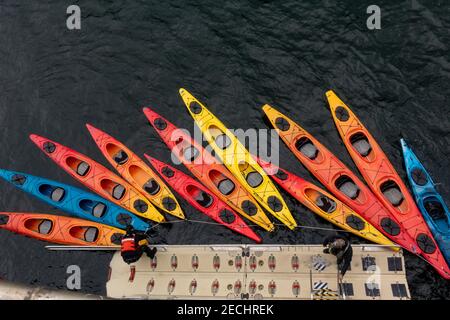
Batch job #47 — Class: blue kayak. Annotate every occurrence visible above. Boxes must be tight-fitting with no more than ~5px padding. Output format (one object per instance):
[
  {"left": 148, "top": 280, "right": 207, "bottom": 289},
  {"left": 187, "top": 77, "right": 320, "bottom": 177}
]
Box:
[
  {"left": 0, "top": 169, "right": 150, "bottom": 232},
  {"left": 400, "top": 139, "right": 450, "bottom": 264}
]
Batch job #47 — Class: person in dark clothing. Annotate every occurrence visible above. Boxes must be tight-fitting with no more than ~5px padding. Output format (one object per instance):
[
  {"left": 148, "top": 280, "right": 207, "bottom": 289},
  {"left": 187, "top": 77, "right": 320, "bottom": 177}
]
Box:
[
  {"left": 323, "top": 234, "right": 353, "bottom": 279},
  {"left": 121, "top": 225, "right": 157, "bottom": 265}
]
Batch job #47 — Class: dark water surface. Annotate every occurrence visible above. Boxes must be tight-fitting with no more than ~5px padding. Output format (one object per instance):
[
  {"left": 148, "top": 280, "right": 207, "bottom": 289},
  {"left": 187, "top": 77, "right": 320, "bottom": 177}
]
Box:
[{"left": 0, "top": 1, "right": 449, "bottom": 299}]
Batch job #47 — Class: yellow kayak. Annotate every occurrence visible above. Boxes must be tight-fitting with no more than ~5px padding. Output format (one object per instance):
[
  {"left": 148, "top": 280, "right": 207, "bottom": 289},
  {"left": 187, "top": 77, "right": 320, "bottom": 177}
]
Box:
[{"left": 180, "top": 88, "right": 297, "bottom": 230}]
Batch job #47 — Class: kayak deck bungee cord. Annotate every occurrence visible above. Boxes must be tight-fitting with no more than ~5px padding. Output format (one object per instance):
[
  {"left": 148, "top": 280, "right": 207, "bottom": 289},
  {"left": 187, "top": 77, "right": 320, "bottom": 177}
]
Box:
[
  {"left": 401, "top": 139, "right": 450, "bottom": 264},
  {"left": 0, "top": 212, "right": 125, "bottom": 246},
  {"left": 326, "top": 91, "right": 450, "bottom": 278},
  {"left": 29, "top": 134, "right": 166, "bottom": 223},
  {"left": 0, "top": 169, "right": 150, "bottom": 232},
  {"left": 179, "top": 88, "right": 297, "bottom": 230},
  {"left": 255, "top": 158, "right": 396, "bottom": 247},
  {"left": 143, "top": 107, "right": 275, "bottom": 232},
  {"left": 262, "top": 106, "right": 428, "bottom": 263},
  {"left": 86, "top": 124, "right": 184, "bottom": 219},
  {"left": 145, "top": 155, "right": 262, "bottom": 243}
]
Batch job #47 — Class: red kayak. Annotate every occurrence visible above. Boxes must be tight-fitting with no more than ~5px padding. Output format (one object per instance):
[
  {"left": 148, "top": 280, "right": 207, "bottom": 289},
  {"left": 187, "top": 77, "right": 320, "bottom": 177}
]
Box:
[
  {"left": 145, "top": 155, "right": 261, "bottom": 243},
  {"left": 142, "top": 107, "right": 274, "bottom": 232},
  {"left": 29, "top": 134, "right": 165, "bottom": 223}
]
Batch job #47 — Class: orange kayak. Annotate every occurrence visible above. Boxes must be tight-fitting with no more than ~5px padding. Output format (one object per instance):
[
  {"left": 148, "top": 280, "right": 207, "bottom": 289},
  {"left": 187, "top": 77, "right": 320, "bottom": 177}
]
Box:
[
  {"left": 29, "top": 134, "right": 165, "bottom": 223},
  {"left": 262, "top": 105, "right": 441, "bottom": 271},
  {"left": 142, "top": 107, "right": 274, "bottom": 232},
  {"left": 0, "top": 212, "right": 124, "bottom": 246},
  {"left": 326, "top": 90, "right": 450, "bottom": 278},
  {"left": 85, "top": 124, "right": 184, "bottom": 219},
  {"left": 256, "top": 158, "right": 395, "bottom": 247}
]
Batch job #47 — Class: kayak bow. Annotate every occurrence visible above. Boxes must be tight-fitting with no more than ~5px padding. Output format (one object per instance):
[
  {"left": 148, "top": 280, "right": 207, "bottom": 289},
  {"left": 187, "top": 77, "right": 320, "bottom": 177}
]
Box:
[
  {"left": 86, "top": 124, "right": 184, "bottom": 219},
  {"left": 326, "top": 90, "right": 450, "bottom": 278},
  {"left": 0, "top": 212, "right": 125, "bottom": 246},
  {"left": 145, "top": 155, "right": 262, "bottom": 243},
  {"left": 180, "top": 88, "right": 297, "bottom": 230},
  {"left": 143, "top": 107, "right": 274, "bottom": 232},
  {"left": 256, "top": 158, "right": 395, "bottom": 247},
  {"left": 29, "top": 134, "right": 165, "bottom": 223},
  {"left": 0, "top": 169, "right": 150, "bottom": 231},
  {"left": 401, "top": 139, "right": 450, "bottom": 264}
]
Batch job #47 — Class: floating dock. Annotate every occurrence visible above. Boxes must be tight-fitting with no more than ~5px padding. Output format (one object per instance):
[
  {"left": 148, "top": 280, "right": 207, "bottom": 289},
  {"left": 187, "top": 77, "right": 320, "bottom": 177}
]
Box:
[{"left": 106, "top": 244, "right": 410, "bottom": 300}]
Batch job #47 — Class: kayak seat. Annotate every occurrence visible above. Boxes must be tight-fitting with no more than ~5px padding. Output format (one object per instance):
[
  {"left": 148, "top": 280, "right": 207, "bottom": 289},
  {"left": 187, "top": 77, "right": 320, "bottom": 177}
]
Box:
[
  {"left": 194, "top": 191, "right": 213, "bottom": 208},
  {"left": 335, "top": 176, "right": 360, "bottom": 200},
  {"left": 84, "top": 227, "right": 99, "bottom": 242},
  {"left": 295, "top": 137, "right": 318, "bottom": 160},
  {"left": 183, "top": 146, "right": 200, "bottom": 162},
  {"left": 217, "top": 179, "right": 235, "bottom": 195},
  {"left": 246, "top": 171, "right": 263, "bottom": 188},
  {"left": 215, "top": 134, "right": 231, "bottom": 149},
  {"left": 350, "top": 133, "right": 372, "bottom": 157},
  {"left": 143, "top": 178, "right": 160, "bottom": 195},
  {"left": 38, "top": 220, "right": 53, "bottom": 235},
  {"left": 315, "top": 195, "right": 337, "bottom": 213},
  {"left": 112, "top": 184, "right": 126, "bottom": 200},
  {"left": 113, "top": 150, "right": 129, "bottom": 165},
  {"left": 380, "top": 181, "right": 404, "bottom": 207},
  {"left": 92, "top": 202, "right": 107, "bottom": 218},
  {"left": 50, "top": 187, "right": 65, "bottom": 202},
  {"left": 76, "top": 161, "right": 90, "bottom": 176},
  {"left": 411, "top": 168, "right": 428, "bottom": 186}
]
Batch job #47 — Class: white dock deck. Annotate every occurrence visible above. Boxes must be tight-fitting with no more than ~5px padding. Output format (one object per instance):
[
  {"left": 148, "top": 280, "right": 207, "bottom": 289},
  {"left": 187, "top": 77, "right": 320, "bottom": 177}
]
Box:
[{"left": 106, "top": 244, "right": 410, "bottom": 300}]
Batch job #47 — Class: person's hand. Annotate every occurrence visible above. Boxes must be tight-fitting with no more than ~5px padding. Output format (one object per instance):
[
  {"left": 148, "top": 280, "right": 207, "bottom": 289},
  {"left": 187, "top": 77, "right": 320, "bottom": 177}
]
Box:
[{"left": 338, "top": 273, "right": 344, "bottom": 282}]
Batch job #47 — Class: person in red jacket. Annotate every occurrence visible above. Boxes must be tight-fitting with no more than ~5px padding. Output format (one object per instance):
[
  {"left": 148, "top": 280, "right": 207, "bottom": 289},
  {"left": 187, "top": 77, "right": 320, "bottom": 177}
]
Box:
[{"left": 121, "top": 225, "right": 157, "bottom": 264}]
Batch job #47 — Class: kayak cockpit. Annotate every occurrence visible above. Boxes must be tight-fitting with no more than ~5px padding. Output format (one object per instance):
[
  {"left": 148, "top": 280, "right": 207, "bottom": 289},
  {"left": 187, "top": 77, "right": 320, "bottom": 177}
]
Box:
[
  {"left": 238, "top": 161, "right": 263, "bottom": 188},
  {"left": 69, "top": 226, "right": 99, "bottom": 243},
  {"left": 335, "top": 176, "right": 361, "bottom": 201},
  {"left": 208, "top": 126, "right": 232, "bottom": 150},
  {"left": 106, "top": 143, "right": 129, "bottom": 165},
  {"left": 380, "top": 180, "right": 407, "bottom": 212},
  {"left": 183, "top": 146, "right": 200, "bottom": 162},
  {"left": 25, "top": 218, "right": 53, "bottom": 235},
  {"left": 208, "top": 170, "right": 235, "bottom": 196},
  {"left": 350, "top": 133, "right": 374, "bottom": 160},
  {"left": 423, "top": 197, "right": 450, "bottom": 233},
  {"left": 100, "top": 179, "right": 126, "bottom": 200},
  {"left": 66, "top": 156, "right": 91, "bottom": 177},
  {"left": 186, "top": 185, "right": 214, "bottom": 208},
  {"left": 295, "top": 137, "right": 319, "bottom": 160},
  {"left": 173, "top": 136, "right": 200, "bottom": 164},
  {"left": 38, "top": 184, "right": 66, "bottom": 202},
  {"left": 304, "top": 188, "right": 337, "bottom": 214},
  {"left": 128, "top": 165, "right": 161, "bottom": 196},
  {"left": 79, "top": 199, "right": 107, "bottom": 218}
]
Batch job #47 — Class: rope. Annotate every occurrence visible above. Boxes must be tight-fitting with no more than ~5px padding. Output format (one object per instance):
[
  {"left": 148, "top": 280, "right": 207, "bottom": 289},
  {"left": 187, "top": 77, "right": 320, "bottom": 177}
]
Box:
[{"left": 147, "top": 218, "right": 355, "bottom": 233}]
